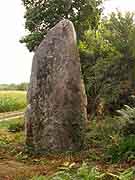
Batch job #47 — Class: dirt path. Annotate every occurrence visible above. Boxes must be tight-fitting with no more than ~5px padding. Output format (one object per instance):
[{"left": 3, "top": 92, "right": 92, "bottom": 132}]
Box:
[
  {"left": 0, "top": 115, "right": 24, "bottom": 122},
  {"left": 0, "top": 160, "right": 42, "bottom": 179},
  {"left": 0, "top": 158, "right": 65, "bottom": 179},
  {"left": 0, "top": 111, "right": 24, "bottom": 122}
]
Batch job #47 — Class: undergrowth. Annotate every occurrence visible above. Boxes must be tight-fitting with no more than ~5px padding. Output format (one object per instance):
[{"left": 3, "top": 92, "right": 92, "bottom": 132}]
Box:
[
  {"left": 0, "top": 103, "right": 135, "bottom": 179},
  {"left": 31, "top": 163, "right": 135, "bottom": 180}
]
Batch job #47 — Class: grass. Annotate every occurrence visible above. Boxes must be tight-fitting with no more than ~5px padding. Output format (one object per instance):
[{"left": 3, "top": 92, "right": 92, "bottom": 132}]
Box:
[
  {"left": 0, "top": 91, "right": 26, "bottom": 112},
  {"left": 0, "top": 117, "right": 25, "bottom": 147},
  {"left": 0, "top": 97, "right": 134, "bottom": 179},
  {"left": 0, "top": 117, "right": 23, "bottom": 129},
  {"left": 0, "top": 117, "right": 134, "bottom": 179}
]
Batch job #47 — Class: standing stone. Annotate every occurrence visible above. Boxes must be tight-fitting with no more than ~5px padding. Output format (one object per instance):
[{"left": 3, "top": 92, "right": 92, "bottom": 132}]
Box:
[{"left": 25, "top": 19, "right": 87, "bottom": 153}]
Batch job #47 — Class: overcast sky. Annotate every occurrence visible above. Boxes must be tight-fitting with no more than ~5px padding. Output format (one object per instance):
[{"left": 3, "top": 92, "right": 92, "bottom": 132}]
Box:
[{"left": 0, "top": 0, "right": 135, "bottom": 84}]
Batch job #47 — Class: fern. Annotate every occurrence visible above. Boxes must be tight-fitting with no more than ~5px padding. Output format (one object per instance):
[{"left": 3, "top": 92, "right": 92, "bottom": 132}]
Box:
[
  {"left": 31, "top": 165, "right": 135, "bottom": 180},
  {"left": 117, "top": 105, "right": 135, "bottom": 122}
]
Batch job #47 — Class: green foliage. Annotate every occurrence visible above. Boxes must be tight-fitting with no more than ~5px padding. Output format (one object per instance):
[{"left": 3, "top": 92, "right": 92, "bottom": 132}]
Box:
[
  {"left": 80, "top": 11, "right": 135, "bottom": 114},
  {"left": 117, "top": 104, "right": 135, "bottom": 121},
  {"left": 117, "top": 104, "right": 135, "bottom": 136},
  {"left": 31, "top": 164, "right": 135, "bottom": 180},
  {"left": 0, "top": 135, "right": 10, "bottom": 146},
  {"left": 0, "top": 91, "right": 26, "bottom": 112},
  {"left": 39, "top": 163, "right": 105, "bottom": 180},
  {"left": 8, "top": 120, "right": 24, "bottom": 133},
  {"left": 103, "top": 12, "right": 135, "bottom": 56},
  {"left": 0, "top": 118, "right": 25, "bottom": 150},
  {"left": 0, "top": 118, "right": 23, "bottom": 129},
  {"left": 85, "top": 102, "right": 135, "bottom": 163},
  {"left": 16, "top": 83, "right": 28, "bottom": 91},
  {"left": 77, "top": 163, "right": 105, "bottom": 180},
  {"left": 107, "top": 135, "right": 135, "bottom": 163},
  {"left": 104, "top": 102, "right": 135, "bottom": 163},
  {"left": 118, "top": 168, "right": 135, "bottom": 180},
  {"left": 85, "top": 116, "right": 122, "bottom": 149},
  {"left": 21, "top": 0, "right": 103, "bottom": 51},
  {"left": 31, "top": 176, "right": 47, "bottom": 180},
  {"left": 0, "top": 83, "right": 28, "bottom": 91}
]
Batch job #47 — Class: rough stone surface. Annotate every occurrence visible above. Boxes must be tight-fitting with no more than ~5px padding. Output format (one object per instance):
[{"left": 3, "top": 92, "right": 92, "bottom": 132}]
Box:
[{"left": 25, "top": 19, "right": 87, "bottom": 153}]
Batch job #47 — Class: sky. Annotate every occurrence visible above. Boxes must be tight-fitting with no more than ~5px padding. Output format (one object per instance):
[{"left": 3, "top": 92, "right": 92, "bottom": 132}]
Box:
[
  {"left": 0, "top": 0, "right": 33, "bottom": 84},
  {"left": 0, "top": 0, "right": 135, "bottom": 84},
  {"left": 103, "top": 0, "right": 135, "bottom": 15}
]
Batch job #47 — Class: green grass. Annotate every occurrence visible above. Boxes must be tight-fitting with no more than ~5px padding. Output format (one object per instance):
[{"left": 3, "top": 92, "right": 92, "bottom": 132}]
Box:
[
  {"left": 0, "top": 118, "right": 20, "bottom": 129},
  {"left": 0, "top": 119, "right": 16, "bottom": 129},
  {"left": 0, "top": 117, "right": 25, "bottom": 151},
  {"left": 0, "top": 117, "right": 24, "bottom": 130},
  {"left": 0, "top": 91, "right": 26, "bottom": 112}
]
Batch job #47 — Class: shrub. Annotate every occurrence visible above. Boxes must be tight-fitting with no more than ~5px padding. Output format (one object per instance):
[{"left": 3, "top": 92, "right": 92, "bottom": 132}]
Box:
[
  {"left": 107, "top": 135, "right": 135, "bottom": 163},
  {"left": 117, "top": 105, "right": 135, "bottom": 136},
  {"left": 104, "top": 103, "right": 135, "bottom": 163},
  {"left": 85, "top": 116, "right": 122, "bottom": 149}
]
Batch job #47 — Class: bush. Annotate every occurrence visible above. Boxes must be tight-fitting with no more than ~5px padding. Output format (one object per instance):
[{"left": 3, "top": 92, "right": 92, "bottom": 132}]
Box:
[
  {"left": 85, "top": 116, "right": 122, "bottom": 149},
  {"left": 85, "top": 104, "right": 135, "bottom": 163},
  {"left": 107, "top": 135, "right": 135, "bottom": 163},
  {"left": 117, "top": 105, "right": 135, "bottom": 136}
]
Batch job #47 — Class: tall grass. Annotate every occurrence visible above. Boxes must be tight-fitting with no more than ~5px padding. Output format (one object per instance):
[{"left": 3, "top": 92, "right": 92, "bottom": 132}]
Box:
[{"left": 0, "top": 91, "right": 26, "bottom": 112}]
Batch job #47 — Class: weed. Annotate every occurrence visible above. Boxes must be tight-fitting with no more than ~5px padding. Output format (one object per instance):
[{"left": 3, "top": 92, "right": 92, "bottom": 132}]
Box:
[
  {"left": 0, "top": 91, "right": 26, "bottom": 112},
  {"left": 31, "top": 176, "right": 47, "bottom": 180}
]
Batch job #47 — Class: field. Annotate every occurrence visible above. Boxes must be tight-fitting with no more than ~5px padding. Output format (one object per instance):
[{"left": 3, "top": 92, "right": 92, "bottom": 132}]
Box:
[{"left": 0, "top": 91, "right": 26, "bottom": 113}]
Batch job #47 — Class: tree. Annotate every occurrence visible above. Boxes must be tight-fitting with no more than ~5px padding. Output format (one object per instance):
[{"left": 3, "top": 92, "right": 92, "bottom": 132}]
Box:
[
  {"left": 103, "top": 12, "right": 135, "bottom": 89},
  {"left": 80, "top": 12, "right": 135, "bottom": 116},
  {"left": 16, "top": 83, "right": 28, "bottom": 91},
  {"left": 21, "top": 0, "right": 103, "bottom": 51}
]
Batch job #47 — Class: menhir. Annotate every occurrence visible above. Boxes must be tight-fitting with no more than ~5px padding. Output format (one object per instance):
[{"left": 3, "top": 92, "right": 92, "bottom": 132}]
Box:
[{"left": 25, "top": 19, "right": 87, "bottom": 153}]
